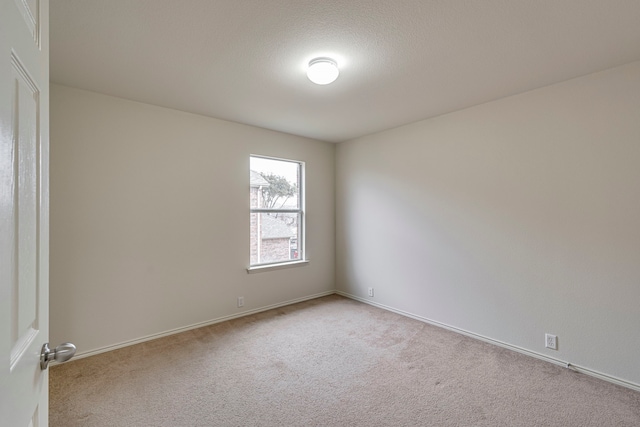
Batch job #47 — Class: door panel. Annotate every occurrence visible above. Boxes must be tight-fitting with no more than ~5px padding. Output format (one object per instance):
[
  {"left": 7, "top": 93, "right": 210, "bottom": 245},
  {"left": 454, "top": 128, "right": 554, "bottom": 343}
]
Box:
[
  {"left": 11, "top": 52, "right": 41, "bottom": 370},
  {"left": 15, "top": 0, "right": 41, "bottom": 45}
]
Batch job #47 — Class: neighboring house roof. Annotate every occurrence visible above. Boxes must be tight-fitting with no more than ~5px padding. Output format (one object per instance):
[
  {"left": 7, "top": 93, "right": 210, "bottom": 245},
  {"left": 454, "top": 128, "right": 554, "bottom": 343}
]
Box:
[
  {"left": 250, "top": 170, "right": 270, "bottom": 187},
  {"left": 261, "top": 214, "right": 295, "bottom": 239}
]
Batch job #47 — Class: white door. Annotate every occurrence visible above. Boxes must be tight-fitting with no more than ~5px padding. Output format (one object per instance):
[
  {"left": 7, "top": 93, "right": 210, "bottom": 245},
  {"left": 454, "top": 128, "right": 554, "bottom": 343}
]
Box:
[{"left": 0, "top": 0, "right": 51, "bottom": 425}]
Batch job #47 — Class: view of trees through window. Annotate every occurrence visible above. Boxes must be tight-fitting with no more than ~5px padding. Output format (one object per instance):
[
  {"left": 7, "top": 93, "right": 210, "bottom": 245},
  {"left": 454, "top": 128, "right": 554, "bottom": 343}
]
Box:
[{"left": 250, "top": 156, "right": 303, "bottom": 266}]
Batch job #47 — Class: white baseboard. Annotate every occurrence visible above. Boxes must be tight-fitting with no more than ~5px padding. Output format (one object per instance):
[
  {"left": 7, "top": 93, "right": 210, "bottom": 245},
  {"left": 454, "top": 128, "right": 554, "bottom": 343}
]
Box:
[
  {"left": 336, "top": 290, "right": 640, "bottom": 393},
  {"left": 63, "top": 290, "right": 336, "bottom": 363},
  {"left": 58, "top": 288, "right": 640, "bottom": 393}
]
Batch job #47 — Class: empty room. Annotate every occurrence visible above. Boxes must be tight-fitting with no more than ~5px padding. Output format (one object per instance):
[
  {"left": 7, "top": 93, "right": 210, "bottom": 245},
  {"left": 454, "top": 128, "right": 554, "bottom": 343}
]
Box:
[{"left": 1, "top": 1, "right": 639, "bottom": 426}]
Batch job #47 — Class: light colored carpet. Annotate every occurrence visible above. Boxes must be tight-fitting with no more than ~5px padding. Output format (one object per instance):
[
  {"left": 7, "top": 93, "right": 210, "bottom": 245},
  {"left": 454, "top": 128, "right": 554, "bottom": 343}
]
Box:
[{"left": 50, "top": 295, "right": 640, "bottom": 426}]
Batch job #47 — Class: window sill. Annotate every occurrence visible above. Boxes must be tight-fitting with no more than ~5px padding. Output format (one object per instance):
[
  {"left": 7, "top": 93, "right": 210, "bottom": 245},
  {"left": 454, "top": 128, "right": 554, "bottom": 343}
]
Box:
[{"left": 247, "top": 260, "right": 309, "bottom": 274}]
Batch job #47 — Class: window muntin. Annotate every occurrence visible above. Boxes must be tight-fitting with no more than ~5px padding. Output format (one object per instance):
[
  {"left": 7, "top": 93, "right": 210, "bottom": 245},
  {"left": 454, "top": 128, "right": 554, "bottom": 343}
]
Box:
[{"left": 250, "top": 156, "right": 304, "bottom": 267}]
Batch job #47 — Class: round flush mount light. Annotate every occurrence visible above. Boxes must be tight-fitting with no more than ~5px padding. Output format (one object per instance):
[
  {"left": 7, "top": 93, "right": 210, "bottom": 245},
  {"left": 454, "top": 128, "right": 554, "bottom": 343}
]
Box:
[{"left": 307, "top": 58, "right": 339, "bottom": 85}]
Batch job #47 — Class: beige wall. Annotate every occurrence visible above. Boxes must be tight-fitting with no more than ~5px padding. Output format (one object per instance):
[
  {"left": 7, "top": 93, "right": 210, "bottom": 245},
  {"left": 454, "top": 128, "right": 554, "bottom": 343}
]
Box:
[
  {"left": 50, "top": 85, "right": 335, "bottom": 354},
  {"left": 336, "top": 61, "right": 640, "bottom": 387}
]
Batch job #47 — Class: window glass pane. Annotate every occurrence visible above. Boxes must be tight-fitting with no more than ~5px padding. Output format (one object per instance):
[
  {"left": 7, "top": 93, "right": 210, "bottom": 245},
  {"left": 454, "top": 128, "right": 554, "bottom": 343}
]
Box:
[
  {"left": 250, "top": 213, "right": 300, "bottom": 265},
  {"left": 250, "top": 155, "right": 303, "bottom": 267},
  {"left": 250, "top": 157, "right": 299, "bottom": 210}
]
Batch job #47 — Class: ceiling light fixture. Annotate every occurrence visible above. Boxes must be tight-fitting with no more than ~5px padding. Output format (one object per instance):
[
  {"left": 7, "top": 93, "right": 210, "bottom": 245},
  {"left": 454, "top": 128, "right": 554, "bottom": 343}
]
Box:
[{"left": 307, "top": 58, "right": 339, "bottom": 85}]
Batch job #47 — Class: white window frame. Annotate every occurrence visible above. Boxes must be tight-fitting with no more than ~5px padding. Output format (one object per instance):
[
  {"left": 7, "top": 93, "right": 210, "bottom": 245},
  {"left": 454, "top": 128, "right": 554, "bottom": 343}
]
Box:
[{"left": 248, "top": 155, "right": 307, "bottom": 272}]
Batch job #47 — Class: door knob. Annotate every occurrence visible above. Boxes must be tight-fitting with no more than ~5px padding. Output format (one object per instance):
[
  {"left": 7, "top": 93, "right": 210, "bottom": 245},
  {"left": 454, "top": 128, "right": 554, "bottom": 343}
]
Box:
[{"left": 40, "top": 342, "right": 76, "bottom": 370}]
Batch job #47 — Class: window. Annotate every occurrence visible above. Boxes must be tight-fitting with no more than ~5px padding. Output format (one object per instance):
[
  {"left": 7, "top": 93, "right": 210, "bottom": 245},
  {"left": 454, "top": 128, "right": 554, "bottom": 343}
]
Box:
[{"left": 250, "top": 155, "right": 304, "bottom": 267}]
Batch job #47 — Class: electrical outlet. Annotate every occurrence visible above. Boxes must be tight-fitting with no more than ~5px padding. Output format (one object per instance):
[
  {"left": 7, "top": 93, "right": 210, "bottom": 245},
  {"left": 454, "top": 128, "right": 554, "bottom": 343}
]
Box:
[
  {"left": 237, "top": 296, "right": 244, "bottom": 308},
  {"left": 368, "top": 287, "right": 374, "bottom": 297},
  {"left": 545, "top": 333, "right": 557, "bottom": 350}
]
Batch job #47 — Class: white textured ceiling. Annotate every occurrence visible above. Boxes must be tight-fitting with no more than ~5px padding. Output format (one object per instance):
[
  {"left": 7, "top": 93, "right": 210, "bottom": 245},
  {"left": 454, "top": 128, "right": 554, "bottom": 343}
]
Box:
[{"left": 50, "top": 0, "right": 640, "bottom": 143}]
